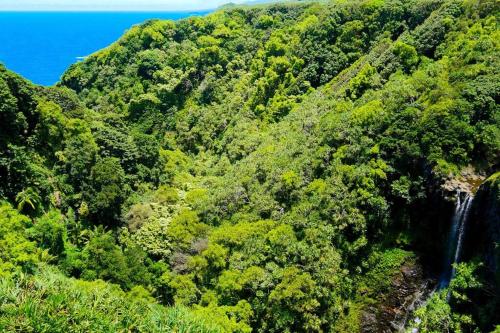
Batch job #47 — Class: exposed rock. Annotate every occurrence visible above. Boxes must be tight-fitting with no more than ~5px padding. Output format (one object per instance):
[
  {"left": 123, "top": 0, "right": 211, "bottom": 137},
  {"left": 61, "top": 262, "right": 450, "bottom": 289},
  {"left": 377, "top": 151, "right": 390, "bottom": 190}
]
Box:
[
  {"left": 441, "top": 166, "right": 485, "bottom": 200},
  {"left": 360, "top": 261, "right": 434, "bottom": 333},
  {"left": 361, "top": 307, "right": 378, "bottom": 333}
]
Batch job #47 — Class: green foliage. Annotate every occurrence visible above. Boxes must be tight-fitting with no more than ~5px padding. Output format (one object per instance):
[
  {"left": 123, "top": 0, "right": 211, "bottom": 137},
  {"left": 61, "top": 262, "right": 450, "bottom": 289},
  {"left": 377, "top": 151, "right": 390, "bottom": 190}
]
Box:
[
  {"left": 168, "top": 209, "right": 208, "bottom": 251},
  {"left": 28, "top": 210, "right": 66, "bottom": 257},
  {"left": 0, "top": 203, "right": 43, "bottom": 278},
  {"left": 412, "top": 291, "right": 458, "bottom": 333},
  {"left": 392, "top": 41, "right": 420, "bottom": 72},
  {"left": 84, "top": 157, "right": 127, "bottom": 223},
  {"left": 193, "top": 301, "right": 253, "bottom": 333},
  {"left": 161, "top": 272, "right": 199, "bottom": 305},
  {"left": 0, "top": 0, "right": 498, "bottom": 331},
  {"left": 15, "top": 187, "right": 42, "bottom": 215},
  {"left": 363, "top": 249, "right": 414, "bottom": 294},
  {"left": 411, "top": 261, "right": 485, "bottom": 333},
  {"left": 154, "top": 185, "right": 180, "bottom": 204},
  {"left": 448, "top": 261, "right": 482, "bottom": 304},
  {"left": 0, "top": 266, "right": 222, "bottom": 333},
  {"left": 63, "top": 228, "right": 152, "bottom": 290},
  {"left": 268, "top": 267, "right": 320, "bottom": 331}
]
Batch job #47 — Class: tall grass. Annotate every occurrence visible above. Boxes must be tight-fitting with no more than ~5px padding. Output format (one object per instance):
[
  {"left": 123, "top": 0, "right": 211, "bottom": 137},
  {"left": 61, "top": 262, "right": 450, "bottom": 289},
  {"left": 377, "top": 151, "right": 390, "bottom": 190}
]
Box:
[{"left": 0, "top": 267, "right": 222, "bottom": 333}]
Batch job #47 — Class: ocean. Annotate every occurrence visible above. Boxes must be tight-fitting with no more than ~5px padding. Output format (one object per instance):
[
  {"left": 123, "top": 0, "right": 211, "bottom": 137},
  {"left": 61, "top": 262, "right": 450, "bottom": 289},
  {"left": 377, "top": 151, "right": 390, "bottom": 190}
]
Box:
[{"left": 0, "top": 11, "right": 209, "bottom": 86}]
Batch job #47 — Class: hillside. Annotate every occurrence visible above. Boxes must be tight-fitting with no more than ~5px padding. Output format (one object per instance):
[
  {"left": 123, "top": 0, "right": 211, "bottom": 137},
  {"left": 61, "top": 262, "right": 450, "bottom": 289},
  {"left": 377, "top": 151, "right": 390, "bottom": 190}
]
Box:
[{"left": 1, "top": 0, "right": 499, "bottom": 332}]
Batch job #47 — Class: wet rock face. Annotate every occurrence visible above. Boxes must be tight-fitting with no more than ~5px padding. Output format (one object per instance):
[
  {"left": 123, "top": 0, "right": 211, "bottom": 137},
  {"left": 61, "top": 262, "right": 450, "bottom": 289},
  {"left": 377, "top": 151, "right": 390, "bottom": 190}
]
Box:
[
  {"left": 361, "top": 262, "right": 433, "bottom": 333},
  {"left": 460, "top": 173, "right": 500, "bottom": 331},
  {"left": 360, "top": 266, "right": 432, "bottom": 333},
  {"left": 441, "top": 167, "right": 485, "bottom": 199},
  {"left": 465, "top": 174, "right": 500, "bottom": 276}
]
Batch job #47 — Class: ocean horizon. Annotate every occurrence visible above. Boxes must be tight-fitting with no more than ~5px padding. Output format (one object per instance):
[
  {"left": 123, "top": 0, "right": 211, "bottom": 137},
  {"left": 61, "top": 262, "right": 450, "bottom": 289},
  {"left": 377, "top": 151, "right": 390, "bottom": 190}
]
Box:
[{"left": 0, "top": 11, "right": 210, "bottom": 86}]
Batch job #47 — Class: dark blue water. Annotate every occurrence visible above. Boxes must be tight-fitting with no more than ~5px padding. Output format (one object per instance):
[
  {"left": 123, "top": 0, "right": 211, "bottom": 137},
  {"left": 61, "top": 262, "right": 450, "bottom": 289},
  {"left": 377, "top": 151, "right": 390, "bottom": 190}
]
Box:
[{"left": 0, "top": 11, "right": 209, "bottom": 86}]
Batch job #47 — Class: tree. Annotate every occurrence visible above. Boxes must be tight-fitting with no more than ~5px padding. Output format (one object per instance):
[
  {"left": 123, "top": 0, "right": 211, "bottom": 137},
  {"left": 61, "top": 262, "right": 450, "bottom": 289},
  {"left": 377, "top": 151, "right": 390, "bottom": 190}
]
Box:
[
  {"left": 28, "top": 210, "right": 66, "bottom": 257},
  {"left": 84, "top": 157, "right": 126, "bottom": 224},
  {"left": 0, "top": 203, "right": 41, "bottom": 277},
  {"left": 15, "top": 187, "right": 42, "bottom": 215}
]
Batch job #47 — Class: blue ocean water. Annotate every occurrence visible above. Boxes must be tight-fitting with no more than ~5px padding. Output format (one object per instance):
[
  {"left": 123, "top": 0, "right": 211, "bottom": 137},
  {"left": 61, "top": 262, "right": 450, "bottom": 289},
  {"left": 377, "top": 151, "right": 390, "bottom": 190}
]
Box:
[{"left": 0, "top": 11, "right": 209, "bottom": 86}]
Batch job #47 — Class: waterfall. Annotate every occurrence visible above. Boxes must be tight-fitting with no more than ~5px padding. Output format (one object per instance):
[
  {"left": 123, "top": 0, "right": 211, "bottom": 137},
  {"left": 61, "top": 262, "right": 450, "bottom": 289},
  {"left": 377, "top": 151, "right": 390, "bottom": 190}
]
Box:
[
  {"left": 438, "top": 192, "right": 474, "bottom": 290},
  {"left": 406, "top": 191, "right": 475, "bottom": 332}
]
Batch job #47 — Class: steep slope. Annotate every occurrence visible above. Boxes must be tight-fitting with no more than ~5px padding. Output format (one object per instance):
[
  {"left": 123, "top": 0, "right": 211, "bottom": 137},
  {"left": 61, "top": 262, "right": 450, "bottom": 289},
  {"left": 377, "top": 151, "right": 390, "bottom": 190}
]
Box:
[
  {"left": 0, "top": 265, "right": 220, "bottom": 332},
  {"left": 0, "top": 68, "right": 226, "bottom": 332},
  {"left": 0, "top": 0, "right": 498, "bottom": 332}
]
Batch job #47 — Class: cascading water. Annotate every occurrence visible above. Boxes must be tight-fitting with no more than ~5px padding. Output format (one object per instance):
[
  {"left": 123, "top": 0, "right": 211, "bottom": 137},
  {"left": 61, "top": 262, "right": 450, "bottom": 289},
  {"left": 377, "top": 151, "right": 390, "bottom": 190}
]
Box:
[
  {"left": 405, "top": 191, "right": 476, "bottom": 332},
  {"left": 438, "top": 191, "right": 474, "bottom": 290}
]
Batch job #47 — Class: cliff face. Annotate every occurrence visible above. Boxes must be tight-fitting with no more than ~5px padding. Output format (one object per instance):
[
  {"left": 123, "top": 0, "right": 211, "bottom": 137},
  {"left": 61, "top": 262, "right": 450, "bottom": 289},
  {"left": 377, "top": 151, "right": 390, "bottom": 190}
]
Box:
[
  {"left": 465, "top": 173, "right": 500, "bottom": 282},
  {"left": 412, "top": 167, "right": 489, "bottom": 273},
  {"left": 461, "top": 173, "right": 500, "bottom": 330}
]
